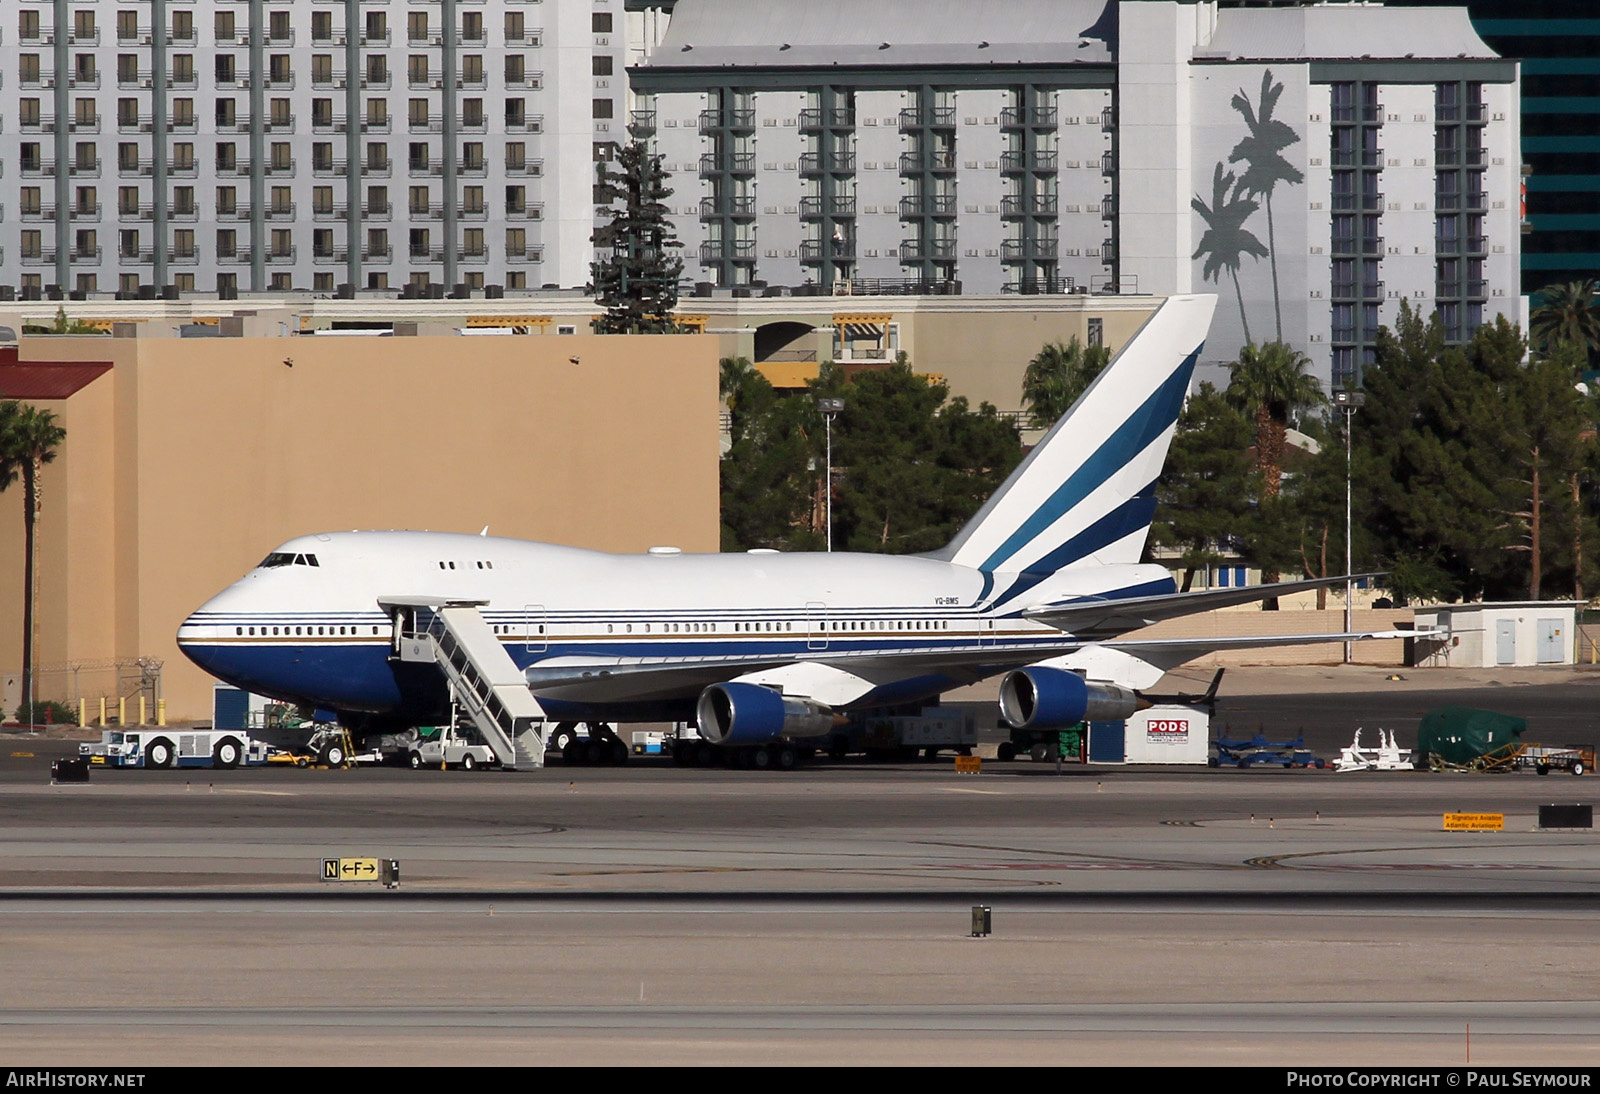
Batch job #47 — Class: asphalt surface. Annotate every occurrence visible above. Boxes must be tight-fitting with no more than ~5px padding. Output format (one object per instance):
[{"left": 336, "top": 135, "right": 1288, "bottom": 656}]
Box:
[{"left": 2, "top": 664, "right": 1597, "bottom": 1065}]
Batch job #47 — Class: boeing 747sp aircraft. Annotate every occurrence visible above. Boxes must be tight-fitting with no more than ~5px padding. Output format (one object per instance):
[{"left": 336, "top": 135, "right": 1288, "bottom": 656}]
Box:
[{"left": 178, "top": 294, "right": 1398, "bottom": 768}]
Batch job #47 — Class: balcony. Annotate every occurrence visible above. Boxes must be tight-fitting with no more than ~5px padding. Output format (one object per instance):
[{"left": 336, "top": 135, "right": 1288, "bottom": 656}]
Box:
[
  {"left": 1437, "top": 279, "right": 1488, "bottom": 298},
  {"left": 71, "top": 158, "right": 103, "bottom": 176},
  {"left": 265, "top": 246, "right": 298, "bottom": 264},
  {"left": 263, "top": 158, "right": 297, "bottom": 176},
  {"left": 21, "top": 159, "right": 54, "bottom": 177},
  {"left": 1331, "top": 192, "right": 1384, "bottom": 211},
  {"left": 363, "top": 245, "right": 393, "bottom": 261},
  {"left": 1331, "top": 236, "right": 1384, "bottom": 256},
  {"left": 408, "top": 115, "right": 446, "bottom": 132},
  {"left": 170, "top": 248, "right": 199, "bottom": 265},
  {"left": 700, "top": 151, "right": 756, "bottom": 175},
  {"left": 1331, "top": 104, "right": 1384, "bottom": 124},
  {"left": 799, "top": 108, "right": 854, "bottom": 130},
  {"left": 216, "top": 159, "right": 252, "bottom": 176},
  {"left": 1000, "top": 106, "right": 1057, "bottom": 128},
  {"left": 699, "top": 240, "right": 756, "bottom": 263},
  {"left": 21, "top": 250, "right": 57, "bottom": 266},
  {"left": 1000, "top": 194, "right": 1058, "bottom": 217},
  {"left": 121, "top": 249, "right": 154, "bottom": 264},
  {"left": 1001, "top": 239, "right": 1058, "bottom": 261},
  {"left": 262, "top": 114, "right": 296, "bottom": 133},
  {"left": 701, "top": 196, "right": 756, "bottom": 218},
  {"left": 801, "top": 151, "right": 855, "bottom": 174},
  {"left": 798, "top": 195, "right": 855, "bottom": 218},
  {"left": 506, "top": 203, "right": 542, "bottom": 221},
  {"left": 1331, "top": 280, "right": 1383, "bottom": 299},
  {"left": 1436, "top": 103, "right": 1487, "bottom": 123},
  {"left": 899, "top": 151, "right": 956, "bottom": 174},
  {"left": 899, "top": 238, "right": 957, "bottom": 262},
  {"left": 800, "top": 238, "right": 856, "bottom": 261},
  {"left": 1435, "top": 191, "right": 1488, "bottom": 211},
  {"left": 506, "top": 114, "right": 542, "bottom": 134},
  {"left": 1000, "top": 150, "right": 1057, "bottom": 173},
  {"left": 21, "top": 205, "right": 54, "bottom": 220},
  {"left": 265, "top": 203, "right": 298, "bottom": 220},
  {"left": 699, "top": 109, "right": 755, "bottom": 133},
  {"left": 899, "top": 194, "right": 957, "bottom": 217},
  {"left": 313, "top": 158, "right": 347, "bottom": 176},
  {"left": 217, "top": 251, "right": 254, "bottom": 266},
  {"left": 898, "top": 107, "right": 955, "bottom": 131},
  {"left": 505, "top": 159, "right": 542, "bottom": 177},
  {"left": 168, "top": 205, "right": 198, "bottom": 222},
  {"left": 506, "top": 247, "right": 542, "bottom": 265},
  {"left": 71, "top": 202, "right": 102, "bottom": 221},
  {"left": 1332, "top": 148, "right": 1384, "bottom": 168},
  {"left": 364, "top": 202, "right": 392, "bottom": 220}
]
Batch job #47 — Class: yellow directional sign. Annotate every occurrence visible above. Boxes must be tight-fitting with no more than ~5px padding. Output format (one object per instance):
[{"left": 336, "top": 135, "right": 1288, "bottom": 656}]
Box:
[
  {"left": 1443, "top": 813, "right": 1504, "bottom": 831},
  {"left": 322, "top": 857, "right": 381, "bottom": 881}
]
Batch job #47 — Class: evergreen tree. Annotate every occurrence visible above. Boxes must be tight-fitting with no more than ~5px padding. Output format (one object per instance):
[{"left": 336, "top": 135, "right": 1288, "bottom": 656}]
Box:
[
  {"left": 1149, "top": 382, "right": 1255, "bottom": 590},
  {"left": 588, "top": 142, "right": 685, "bottom": 334},
  {"left": 719, "top": 357, "right": 1023, "bottom": 554}
]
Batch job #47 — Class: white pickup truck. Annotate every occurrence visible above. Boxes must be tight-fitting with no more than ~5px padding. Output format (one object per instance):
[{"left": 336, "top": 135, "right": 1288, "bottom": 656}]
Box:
[{"left": 406, "top": 723, "right": 497, "bottom": 771}]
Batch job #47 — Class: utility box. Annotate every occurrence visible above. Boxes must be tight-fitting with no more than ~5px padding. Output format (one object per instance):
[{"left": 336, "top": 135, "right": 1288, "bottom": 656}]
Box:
[{"left": 1412, "top": 603, "right": 1577, "bottom": 668}]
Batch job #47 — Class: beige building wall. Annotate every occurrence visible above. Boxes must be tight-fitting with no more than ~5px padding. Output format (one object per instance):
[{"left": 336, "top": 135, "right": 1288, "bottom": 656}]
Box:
[{"left": 2, "top": 331, "right": 720, "bottom": 721}]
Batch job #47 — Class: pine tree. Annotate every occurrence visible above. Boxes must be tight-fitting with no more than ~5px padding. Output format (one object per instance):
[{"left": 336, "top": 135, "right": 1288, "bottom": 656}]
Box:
[
  {"left": 588, "top": 142, "right": 685, "bottom": 334},
  {"left": 1150, "top": 383, "right": 1255, "bottom": 590}
]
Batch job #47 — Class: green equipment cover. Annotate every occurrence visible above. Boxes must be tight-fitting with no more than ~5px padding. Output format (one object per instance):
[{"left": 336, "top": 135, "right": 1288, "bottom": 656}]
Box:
[{"left": 1417, "top": 706, "right": 1527, "bottom": 765}]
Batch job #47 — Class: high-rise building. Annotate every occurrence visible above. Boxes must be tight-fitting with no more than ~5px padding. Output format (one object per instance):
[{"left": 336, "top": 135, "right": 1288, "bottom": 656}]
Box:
[
  {"left": 632, "top": 0, "right": 1522, "bottom": 387},
  {"left": 0, "top": 0, "right": 632, "bottom": 298}
]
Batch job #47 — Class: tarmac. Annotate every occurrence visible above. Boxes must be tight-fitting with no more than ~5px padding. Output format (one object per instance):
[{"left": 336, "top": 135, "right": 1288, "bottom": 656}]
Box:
[{"left": 1, "top": 664, "right": 1597, "bottom": 1066}]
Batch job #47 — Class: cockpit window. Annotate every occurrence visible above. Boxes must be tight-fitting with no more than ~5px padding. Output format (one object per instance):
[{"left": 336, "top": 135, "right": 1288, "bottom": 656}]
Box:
[{"left": 258, "top": 552, "right": 319, "bottom": 569}]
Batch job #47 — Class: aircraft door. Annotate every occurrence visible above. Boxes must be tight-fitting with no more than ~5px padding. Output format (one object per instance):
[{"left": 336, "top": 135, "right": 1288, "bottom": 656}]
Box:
[
  {"left": 806, "top": 602, "right": 828, "bottom": 650},
  {"left": 524, "top": 604, "right": 548, "bottom": 653}
]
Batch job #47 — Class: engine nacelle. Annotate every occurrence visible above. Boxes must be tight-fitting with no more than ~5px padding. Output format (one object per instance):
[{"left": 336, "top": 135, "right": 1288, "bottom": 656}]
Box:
[
  {"left": 695, "top": 682, "right": 834, "bottom": 746},
  {"left": 998, "top": 667, "right": 1141, "bottom": 729}
]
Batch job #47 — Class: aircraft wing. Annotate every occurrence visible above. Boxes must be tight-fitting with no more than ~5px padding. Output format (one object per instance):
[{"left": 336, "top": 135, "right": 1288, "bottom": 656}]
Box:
[
  {"left": 1021, "top": 573, "right": 1385, "bottom": 636},
  {"left": 521, "top": 623, "right": 1424, "bottom": 706}
]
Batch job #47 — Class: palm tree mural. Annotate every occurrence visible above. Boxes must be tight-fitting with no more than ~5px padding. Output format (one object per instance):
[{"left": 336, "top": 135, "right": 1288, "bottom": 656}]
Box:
[
  {"left": 1228, "top": 70, "right": 1303, "bottom": 343},
  {"left": 1192, "top": 163, "right": 1268, "bottom": 346}
]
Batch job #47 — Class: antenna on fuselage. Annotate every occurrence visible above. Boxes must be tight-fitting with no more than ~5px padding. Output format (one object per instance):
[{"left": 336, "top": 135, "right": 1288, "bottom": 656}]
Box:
[{"left": 480, "top": 526, "right": 489, "bottom": 536}]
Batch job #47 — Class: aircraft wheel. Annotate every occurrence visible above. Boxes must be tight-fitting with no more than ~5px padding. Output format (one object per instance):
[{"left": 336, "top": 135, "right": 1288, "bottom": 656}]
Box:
[
  {"left": 213, "top": 738, "right": 241, "bottom": 769},
  {"left": 776, "top": 746, "right": 798, "bottom": 771},
  {"left": 146, "top": 738, "right": 175, "bottom": 769},
  {"left": 923, "top": 747, "right": 940, "bottom": 761},
  {"left": 695, "top": 743, "right": 717, "bottom": 766},
  {"left": 829, "top": 736, "right": 849, "bottom": 761},
  {"left": 752, "top": 746, "right": 772, "bottom": 770},
  {"left": 997, "top": 742, "right": 1017, "bottom": 763},
  {"left": 408, "top": 750, "right": 423, "bottom": 770},
  {"left": 610, "top": 740, "right": 628, "bottom": 764},
  {"left": 562, "top": 740, "right": 582, "bottom": 765},
  {"left": 584, "top": 741, "right": 604, "bottom": 765},
  {"left": 321, "top": 742, "right": 346, "bottom": 768},
  {"left": 550, "top": 722, "right": 579, "bottom": 751},
  {"left": 461, "top": 753, "right": 476, "bottom": 772}
]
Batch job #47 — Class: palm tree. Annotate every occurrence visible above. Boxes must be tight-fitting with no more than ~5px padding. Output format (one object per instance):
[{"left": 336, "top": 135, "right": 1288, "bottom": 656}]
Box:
[
  {"left": 1228, "top": 70, "right": 1303, "bottom": 343},
  {"left": 1020, "top": 336, "right": 1112, "bottom": 428},
  {"left": 0, "top": 403, "right": 67, "bottom": 727},
  {"left": 1192, "top": 164, "right": 1268, "bottom": 346},
  {"left": 1529, "top": 280, "right": 1600, "bottom": 361},
  {"left": 1226, "top": 341, "right": 1325, "bottom": 497}
]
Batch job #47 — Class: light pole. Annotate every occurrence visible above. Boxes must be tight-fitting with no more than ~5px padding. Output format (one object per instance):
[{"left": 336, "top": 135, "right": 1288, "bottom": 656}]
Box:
[
  {"left": 1334, "top": 389, "right": 1366, "bottom": 664},
  {"left": 817, "top": 397, "right": 845, "bottom": 551}
]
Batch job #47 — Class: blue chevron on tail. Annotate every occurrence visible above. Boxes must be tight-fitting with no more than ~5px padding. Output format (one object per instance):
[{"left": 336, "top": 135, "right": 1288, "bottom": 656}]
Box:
[{"left": 930, "top": 294, "right": 1216, "bottom": 577}]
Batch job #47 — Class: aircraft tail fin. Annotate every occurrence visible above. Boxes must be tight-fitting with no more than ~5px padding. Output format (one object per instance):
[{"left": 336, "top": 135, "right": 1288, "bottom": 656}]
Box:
[{"left": 932, "top": 293, "right": 1215, "bottom": 576}]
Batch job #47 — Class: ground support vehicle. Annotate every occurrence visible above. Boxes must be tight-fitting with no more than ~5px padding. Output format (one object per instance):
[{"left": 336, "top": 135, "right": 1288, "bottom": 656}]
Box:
[
  {"left": 1211, "top": 733, "right": 1325, "bottom": 769},
  {"left": 265, "top": 725, "right": 362, "bottom": 768},
  {"left": 856, "top": 707, "right": 977, "bottom": 761},
  {"left": 997, "top": 726, "right": 1084, "bottom": 763},
  {"left": 406, "top": 722, "right": 497, "bottom": 771},
  {"left": 80, "top": 729, "right": 273, "bottom": 770},
  {"left": 548, "top": 720, "right": 631, "bottom": 766},
  {"left": 1517, "top": 745, "right": 1593, "bottom": 776}
]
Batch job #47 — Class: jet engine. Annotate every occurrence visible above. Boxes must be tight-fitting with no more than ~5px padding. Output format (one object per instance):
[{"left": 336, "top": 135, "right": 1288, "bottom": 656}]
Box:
[
  {"left": 695, "top": 682, "right": 834, "bottom": 746},
  {"left": 998, "top": 666, "right": 1141, "bottom": 729}
]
